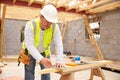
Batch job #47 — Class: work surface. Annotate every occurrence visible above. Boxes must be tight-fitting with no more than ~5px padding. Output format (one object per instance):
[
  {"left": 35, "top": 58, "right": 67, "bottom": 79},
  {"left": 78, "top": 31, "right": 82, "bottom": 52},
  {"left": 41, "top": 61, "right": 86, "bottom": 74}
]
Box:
[
  {"left": 0, "top": 55, "right": 120, "bottom": 80},
  {"left": 39, "top": 60, "right": 112, "bottom": 75}
]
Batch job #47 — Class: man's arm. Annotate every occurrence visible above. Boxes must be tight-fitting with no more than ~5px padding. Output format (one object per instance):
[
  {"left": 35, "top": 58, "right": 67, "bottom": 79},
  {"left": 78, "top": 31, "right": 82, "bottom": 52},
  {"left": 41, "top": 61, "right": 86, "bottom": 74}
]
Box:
[
  {"left": 25, "top": 22, "right": 52, "bottom": 68},
  {"left": 53, "top": 24, "right": 64, "bottom": 64},
  {"left": 24, "top": 22, "right": 43, "bottom": 62}
]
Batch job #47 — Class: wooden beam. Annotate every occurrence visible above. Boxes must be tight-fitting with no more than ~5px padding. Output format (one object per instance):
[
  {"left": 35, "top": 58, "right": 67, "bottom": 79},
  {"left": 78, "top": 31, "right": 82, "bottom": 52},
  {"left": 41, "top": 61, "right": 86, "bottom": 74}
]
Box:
[
  {"left": 83, "top": 15, "right": 104, "bottom": 60},
  {"left": 56, "top": 0, "right": 70, "bottom": 8},
  {"left": 13, "top": 0, "right": 16, "bottom": 3},
  {"left": 39, "top": 68, "right": 61, "bottom": 74},
  {"left": 60, "top": 73, "right": 74, "bottom": 80},
  {"left": 65, "top": 0, "right": 77, "bottom": 11},
  {"left": 88, "top": 1, "right": 120, "bottom": 14},
  {"left": 1, "top": 0, "right": 42, "bottom": 8},
  {"left": 91, "top": 0, "right": 97, "bottom": 4},
  {"left": 77, "top": 0, "right": 112, "bottom": 12},
  {"left": 49, "top": 0, "right": 58, "bottom": 7},
  {"left": 28, "top": 0, "right": 34, "bottom": 6},
  {"left": 62, "top": 22, "right": 67, "bottom": 41},
  {"left": 5, "top": 5, "right": 40, "bottom": 20},
  {"left": 77, "top": 0, "right": 91, "bottom": 8},
  {"left": 66, "top": 0, "right": 91, "bottom": 11},
  {"left": 39, "top": 60, "right": 111, "bottom": 74},
  {"left": 66, "top": 4, "right": 77, "bottom": 11},
  {"left": 0, "top": 4, "right": 6, "bottom": 59},
  {"left": 90, "top": 68, "right": 105, "bottom": 80}
]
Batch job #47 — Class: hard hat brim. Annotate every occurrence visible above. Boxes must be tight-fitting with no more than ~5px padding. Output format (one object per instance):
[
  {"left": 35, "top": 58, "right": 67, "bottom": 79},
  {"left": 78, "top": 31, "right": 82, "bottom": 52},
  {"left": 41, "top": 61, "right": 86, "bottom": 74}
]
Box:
[
  {"left": 40, "top": 11, "right": 58, "bottom": 23},
  {"left": 44, "top": 17, "right": 58, "bottom": 23}
]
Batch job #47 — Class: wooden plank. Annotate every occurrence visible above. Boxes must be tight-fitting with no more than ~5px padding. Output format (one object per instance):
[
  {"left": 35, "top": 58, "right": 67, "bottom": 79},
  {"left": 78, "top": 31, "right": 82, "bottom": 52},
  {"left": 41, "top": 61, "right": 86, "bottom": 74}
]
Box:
[
  {"left": 39, "top": 68, "right": 61, "bottom": 74},
  {"left": 104, "top": 61, "right": 120, "bottom": 71},
  {"left": 66, "top": 0, "right": 91, "bottom": 11},
  {"left": 5, "top": 5, "right": 40, "bottom": 20},
  {"left": 90, "top": 68, "right": 105, "bottom": 80},
  {"left": 88, "top": 1, "right": 120, "bottom": 14},
  {"left": 56, "top": 0, "right": 70, "bottom": 8},
  {"left": 91, "top": 0, "right": 98, "bottom": 4},
  {"left": 61, "top": 60, "right": 111, "bottom": 74},
  {"left": 83, "top": 15, "right": 104, "bottom": 60},
  {"left": 90, "top": 0, "right": 111, "bottom": 8},
  {"left": 39, "top": 60, "right": 112, "bottom": 74},
  {"left": 77, "top": 0, "right": 111, "bottom": 12},
  {"left": 60, "top": 73, "right": 74, "bottom": 80},
  {"left": 0, "top": 4, "right": 6, "bottom": 59},
  {"left": 13, "top": 0, "right": 17, "bottom": 4},
  {"left": 28, "top": 0, "right": 34, "bottom": 6},
  {"left": 62, "top": 22, "right": 67, "bottom": 41}
]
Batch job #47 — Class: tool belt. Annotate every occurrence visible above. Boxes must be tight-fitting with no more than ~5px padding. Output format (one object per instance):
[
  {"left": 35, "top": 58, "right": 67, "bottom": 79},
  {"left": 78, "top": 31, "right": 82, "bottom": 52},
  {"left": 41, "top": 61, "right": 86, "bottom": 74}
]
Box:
[
  {"left": 18, "top": 48, "right": 30, "bottom": 66},
  {"left": 40, "top": 52, "right": 46, "bottom": 57}
]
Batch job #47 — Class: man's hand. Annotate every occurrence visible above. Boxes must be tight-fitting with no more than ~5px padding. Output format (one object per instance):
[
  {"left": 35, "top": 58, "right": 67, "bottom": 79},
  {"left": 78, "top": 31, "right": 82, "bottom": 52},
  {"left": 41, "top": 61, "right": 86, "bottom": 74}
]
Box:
[
  {"left": 53, "top": 63, "right": 65, "bottom": 69},
  {"left": 40, "top": 58, "right": 52, "bottom": 68}
]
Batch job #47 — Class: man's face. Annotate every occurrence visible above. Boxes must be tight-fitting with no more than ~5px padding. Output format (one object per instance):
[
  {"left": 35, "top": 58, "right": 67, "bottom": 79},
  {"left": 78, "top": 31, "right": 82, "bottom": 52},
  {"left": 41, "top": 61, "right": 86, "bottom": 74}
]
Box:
[{"left": 40, "top": 15, "right": 52, "bottom": 30}]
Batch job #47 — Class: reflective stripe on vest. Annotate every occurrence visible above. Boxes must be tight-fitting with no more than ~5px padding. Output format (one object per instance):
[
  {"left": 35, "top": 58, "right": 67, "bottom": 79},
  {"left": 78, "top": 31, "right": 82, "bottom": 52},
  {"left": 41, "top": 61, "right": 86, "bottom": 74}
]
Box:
[{"left": 22, "top": 18, "right": 57, "bottom": 57}]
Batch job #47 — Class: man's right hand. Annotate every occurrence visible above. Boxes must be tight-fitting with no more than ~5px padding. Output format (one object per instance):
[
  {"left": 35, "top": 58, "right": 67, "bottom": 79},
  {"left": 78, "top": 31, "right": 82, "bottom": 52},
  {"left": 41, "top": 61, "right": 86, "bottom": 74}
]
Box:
[{"left": 40, "top": 58, "right": 52, "bottom": 68}]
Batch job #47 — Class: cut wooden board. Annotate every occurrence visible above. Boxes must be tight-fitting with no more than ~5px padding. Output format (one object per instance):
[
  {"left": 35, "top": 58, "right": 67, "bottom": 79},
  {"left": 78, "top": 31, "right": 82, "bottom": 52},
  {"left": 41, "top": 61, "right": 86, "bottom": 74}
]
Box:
[
  {"left": 39, "top": 60, "right": 112, "bottom": 75},
  {"left": 103, "top": 61, "right": 120, "bottom": 71},
  {"left": 39, "top": 68, "right": 62, "bottom": 74}
]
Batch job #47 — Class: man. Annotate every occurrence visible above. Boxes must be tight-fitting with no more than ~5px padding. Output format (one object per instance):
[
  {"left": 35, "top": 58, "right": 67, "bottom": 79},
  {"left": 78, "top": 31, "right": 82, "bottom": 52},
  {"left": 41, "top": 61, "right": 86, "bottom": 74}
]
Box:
[{"left": 23, "top": 4, "right": 65, "bottom": 80}]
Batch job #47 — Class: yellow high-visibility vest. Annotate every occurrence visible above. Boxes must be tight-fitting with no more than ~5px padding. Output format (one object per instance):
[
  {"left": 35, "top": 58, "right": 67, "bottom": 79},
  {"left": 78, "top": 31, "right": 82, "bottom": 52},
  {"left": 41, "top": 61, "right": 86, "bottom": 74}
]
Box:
[{"left": 22, "top": 18, "right": 57, "bottom": 57}]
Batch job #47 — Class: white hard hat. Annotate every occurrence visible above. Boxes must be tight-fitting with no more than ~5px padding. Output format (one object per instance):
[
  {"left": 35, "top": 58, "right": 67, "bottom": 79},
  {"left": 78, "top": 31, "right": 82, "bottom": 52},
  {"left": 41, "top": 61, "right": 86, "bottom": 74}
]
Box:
[{"left": 40, "top": 4, "right": 58, "bottom": 23}]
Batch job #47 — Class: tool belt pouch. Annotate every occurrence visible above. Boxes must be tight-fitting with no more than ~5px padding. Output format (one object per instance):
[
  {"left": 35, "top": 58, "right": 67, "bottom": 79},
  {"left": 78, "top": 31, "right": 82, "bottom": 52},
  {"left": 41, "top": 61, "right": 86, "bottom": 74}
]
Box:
[{"left": 18, "top": 49, "right": 30, "bottom": 65}]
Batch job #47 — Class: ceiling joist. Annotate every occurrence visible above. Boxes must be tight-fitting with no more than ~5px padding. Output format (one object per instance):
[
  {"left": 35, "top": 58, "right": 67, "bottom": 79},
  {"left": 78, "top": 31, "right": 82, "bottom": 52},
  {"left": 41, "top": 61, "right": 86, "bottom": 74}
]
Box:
[
  {"left": 77, "top": 0, "right": 112, "bottom": 12},
  {"left": 13, "top": 0, "right": 16, "bottom": 4},
  {"left": 1, "top": 0, "right": 120, "bottom": 21},
  {"left": 28, "top": 0, "right": 35, "bottom": 6},
  {"left": 66, "top": 0, "right": 92, "bottom": 11},
  {"left": 88, "top": 1, "right": 120, "bottom": 14}
]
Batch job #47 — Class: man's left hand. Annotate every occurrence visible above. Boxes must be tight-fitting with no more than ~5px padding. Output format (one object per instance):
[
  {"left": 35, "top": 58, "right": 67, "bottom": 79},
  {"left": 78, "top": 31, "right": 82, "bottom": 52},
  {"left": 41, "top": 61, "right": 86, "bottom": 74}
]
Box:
[{"left": 53, "top": 63, "right": 65, "bottom": 69}]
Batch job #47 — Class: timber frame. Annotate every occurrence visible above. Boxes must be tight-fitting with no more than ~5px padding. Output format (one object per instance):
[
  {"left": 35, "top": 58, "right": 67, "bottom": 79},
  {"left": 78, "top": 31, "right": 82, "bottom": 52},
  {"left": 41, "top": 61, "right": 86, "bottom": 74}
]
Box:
[
  {"left": 1, "top": 0, "right": 119, "bottom": 60},
  {"left": 0, "top": 0, "right": 119, "bottom": 79}
]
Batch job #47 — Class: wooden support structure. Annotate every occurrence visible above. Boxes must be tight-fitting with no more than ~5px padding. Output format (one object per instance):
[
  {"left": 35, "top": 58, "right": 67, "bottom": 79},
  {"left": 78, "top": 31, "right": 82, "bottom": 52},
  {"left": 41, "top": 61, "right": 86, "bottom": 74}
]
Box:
[
  {"left": 88, "top": 1, "right": 120, "bottom": 14},
  {"left": 60, "top": 73, "right": 74, "bottom": 80},
  {"left": 62, "top": 22, "right": 67, "bottom": 41},
  {"left": 13, "top": 0, "right": 17, "bottom": 4},
  {"left": 90, "top": 68, "right": 105, "bottom": 80},
  {"left": 0, "top": 4, "right": 6, "bottom": 60},
  {"left": 39, "top": 60, "right": 112, "bottom": 80},
  {"left": 83, "top": 15, "right": 104, "bottom": 60},
  {"left": 28, "top": 0, "right": 34, "bottom": 6},
  {"left": 77, "top": 0, "right": 112, "bottom": 12},
  {"left": 83, "top": 15, "right": 105, "bottom": 79}
]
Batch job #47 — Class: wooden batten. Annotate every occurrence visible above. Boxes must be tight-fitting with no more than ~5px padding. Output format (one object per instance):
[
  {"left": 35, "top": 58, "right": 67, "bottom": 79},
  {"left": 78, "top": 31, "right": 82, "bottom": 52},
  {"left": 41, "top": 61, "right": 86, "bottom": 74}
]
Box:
[
  {"left": 83, "top": 15, "right": 104, "bottom": 60},
  {"left": 1, "top": 0, "right": 120, "bottom": 14},
  {"left": 66, "top": 4, "right": 77, "bottom": 11},
  {"left": 39, "top": 60, "right": 112, "bottom": 75},
  {"left": 88, "top": 1, "right": 120, "bottom": 14},
  {"left": 0, "top": 4, "right": 6, "bottom": 59},
  {"left": 89, "top": 0, "right": 112, "bottom": 9},
  {"left": 28, "top": 0, "right": 34, "bottom": 6},
  {"left": 13, "top": 0, "right": 17, "bottom": 4},
  {"left": 5, "top": 5, "right": 40, "bottom": 20}
]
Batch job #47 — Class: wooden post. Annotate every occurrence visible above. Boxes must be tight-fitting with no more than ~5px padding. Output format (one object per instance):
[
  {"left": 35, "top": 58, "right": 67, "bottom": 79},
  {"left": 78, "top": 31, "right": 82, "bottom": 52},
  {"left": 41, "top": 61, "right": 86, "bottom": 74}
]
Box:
[
  {"left": 60, "top": 73, "right": 74, "bottom": 80},
  {"left": 83, "top": 15, "right": 105, "bottom": 80},
  {"left": 62, "top": 22, "right": 67, "bottom": 41},
  {"left": 90, "top": 68, "right": 105, "bottom": 80},
  {"left": 0, "top": 4, "right": 6, "bottom": 60},
  {"left": 83, "top": 15, "right": 104, "bottom": 60}
]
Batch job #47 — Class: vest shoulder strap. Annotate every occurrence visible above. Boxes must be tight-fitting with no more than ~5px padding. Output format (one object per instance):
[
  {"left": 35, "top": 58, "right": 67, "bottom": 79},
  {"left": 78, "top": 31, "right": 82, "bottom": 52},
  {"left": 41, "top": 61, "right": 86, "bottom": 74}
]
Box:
[
  {"left": 52, "top": 23, "right": 57, "bottom": 35},
  {"left": 30, "top": 20, "right": 37, "bottom": 35},
  {"left": 52, "top": 23, "right": 57, "bottom": 39}
]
